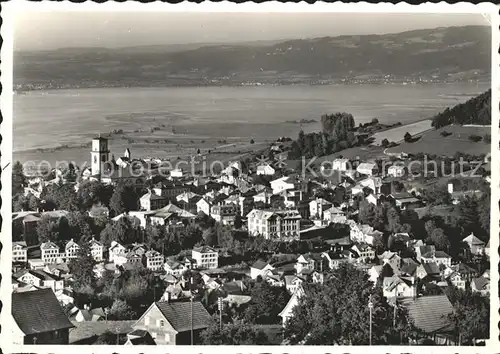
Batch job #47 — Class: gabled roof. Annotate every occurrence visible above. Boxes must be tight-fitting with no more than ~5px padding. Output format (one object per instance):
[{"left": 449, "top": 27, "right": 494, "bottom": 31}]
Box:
[
  {"left": 251, "top": 260, "right": 272, "bottom": 270},
  {"left": 462, "top": 233, "right": 486, "bottom": 246},
  {"left": 154, "top": 301, "right": 211, "bottom": 332},
  {"left": 193, "top": 246, "right": 217, "bottom": 254},
  {"left": 12, "top": 288, "right": 74, "bottom": 335},
  {"left": 399, "top": 295, "right": 454, "bottom": 334},
  {"left": 40, "top": 241, "right": 59, "bottom": 250}
]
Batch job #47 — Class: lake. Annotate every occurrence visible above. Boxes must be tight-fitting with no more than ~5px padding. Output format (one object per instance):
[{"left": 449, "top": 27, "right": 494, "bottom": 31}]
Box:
[{"left": 13, "top": 83, "right": 488, "bottom": 161}]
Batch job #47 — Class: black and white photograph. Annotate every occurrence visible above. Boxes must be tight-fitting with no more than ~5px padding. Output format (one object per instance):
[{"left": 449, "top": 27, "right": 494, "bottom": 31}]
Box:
[{"left": 1, "top": 2, "right": 498, "bottom": 350}]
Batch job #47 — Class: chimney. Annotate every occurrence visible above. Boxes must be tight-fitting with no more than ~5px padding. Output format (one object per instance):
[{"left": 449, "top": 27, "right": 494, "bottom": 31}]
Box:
[
  {"left": 165, "top": 291, "right": 170, "bottom": 303},
  {"left": 240, "top": 280, "right": 244, "bottom": 292},
  {"left": 447, "top": 182, "right": 453, "bottom": 194}
]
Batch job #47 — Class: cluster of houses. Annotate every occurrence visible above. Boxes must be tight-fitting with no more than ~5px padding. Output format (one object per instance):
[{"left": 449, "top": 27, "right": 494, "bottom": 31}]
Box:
[{"left": 11, "top": 136, "right": 491, "bottom": 345}]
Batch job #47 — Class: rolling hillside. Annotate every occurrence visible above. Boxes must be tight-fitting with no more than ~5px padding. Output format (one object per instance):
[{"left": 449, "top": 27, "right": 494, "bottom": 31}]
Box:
[{"left": 14, "top": 25, "right": 491, "bottom": 90}]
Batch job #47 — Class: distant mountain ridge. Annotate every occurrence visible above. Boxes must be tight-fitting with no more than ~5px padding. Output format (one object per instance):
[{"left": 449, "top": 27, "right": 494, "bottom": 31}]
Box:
[{"left": 14, "top": 25, "right": 491, "bottom": 90}]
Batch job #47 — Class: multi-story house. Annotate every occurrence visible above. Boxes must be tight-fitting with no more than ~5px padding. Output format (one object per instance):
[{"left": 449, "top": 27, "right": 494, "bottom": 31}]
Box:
[
  {"left": 89, "top": 237, "right": 104, "bottom": 262},
  {"left": 448, "top": 272, "right": 466, "bottom": 290},
  {"left": 382, "top": 276, "right": 415, "bottom": 299},
  {"left": 351, "top": 243, "right": 375, "bottom": 262},
  {"left": 270, "top": 176, "right": 299, "bottom": 195},
  {"left": 196, "top": 198, "right": 212, "bottom": 216},
  {"left": 146, "top": 250, "right": 165, "bottom": 271},
  {"left": 164, "top": 259, "right": 190, "bottom": 277},
  {"left": 295, "top": 254, "right": 324, "bottom": 274},
  {"left": 40, "top": 241, "right": 61, "bottom": 264},
  {"left": 211, "top": 204, "right": 238, "bottom": 225},
  {"left": 246, "top": 209, "right": 301, "bottom": 240},
  {"left": 420, "top": 250, "right": 452, "bottom": 268},
  {"left": 109, "top": 241, "right": 127, "bottom": 264},
  {"left": 462, "top": 233, "right": 486, "bottom": 255},
  {"left": 192, "top": 246, "right": 218, "bottom": 269},
  {"left": 12, "top": 241, "right": 28, "bottom": 263},
  {"left": 140, "top": 190, "right": 170, "bottom": 211},
  {"left": 309, "top": 198, "right": 332, "bottom": 219},
  {"left": 64, "top": 239, "right": 80, "bottom": 259},
  {"left": 356, "top": 162, "right": 378, "bottom": 176}
]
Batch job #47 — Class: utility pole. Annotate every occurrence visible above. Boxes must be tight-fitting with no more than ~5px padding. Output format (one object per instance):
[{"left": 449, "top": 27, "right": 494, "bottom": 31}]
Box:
[
  {"left": 218, "top": 297, "right": 224, "bottom": 330},
  {"left": 368, "top": 295, "right": 373, "bottom": 346},
  {"left": 190, "top": 276, "right": 194, "bottom": 346},
  {"left": 393, "top": 303, "right": 397, "bottom": 328}
]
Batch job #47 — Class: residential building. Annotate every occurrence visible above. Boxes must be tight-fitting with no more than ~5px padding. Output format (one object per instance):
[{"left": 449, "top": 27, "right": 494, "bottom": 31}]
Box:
[
  {"left": 211, "top": 204, "right": 238, "bottom": 225},
  {"left": 351, "top": 243, "right": 375, "bottom": 262},
  {"left": 40, "top": 241, "right": 61, "bottom": 264},
  {"left": 278, "top": 284, "right": 304, "bottom": 327},
  {"left": 471, "top": 277, "right": 490, "bottom": 296},
  {"left": 387, "top": 164, "right": 406, "bottom": 178},
  {"left": 284, "top": 275, "right": 304, "bottom": 294},
  {"left": 247, "top": 209, "right": 301, "bottom": 240},
  {"left": 146, "top": 250, "right": 165, "bottom": 271},
  {"left": 64, "top": 239, "right": 80, "bottom": 259},
  {"left": 140, "top": 190, "right": 169, "bottom": 211},
  {"left": 356, "top": 162, "right": 378, "bottom": 176},
  {"left": 192, "top": 246, "right": 218, "bottom": 269},
  {"left": 130, "top": 301, "right": 211, "bottom": 344},
  {"left": 462, "top": 233, "right": 486, "bottom": 255},
  {"left": 448, "top": 272, "right": 466, "bottom": 290},
  {"left": 382, "top": 276, "right": 415, "bottom": 299},
  {"left": 323, "top": 206, "right": 347, "bottom": 223},
  {"left": 295, "top": 254, "right": 324, "bottom": 274},
  {"left": 399, "top": 295, "right": 456, "bottom": 345},
  {"left": 250, "top": 260, "right": 275, "bottom": 280},
  {"left": 13, "top": 241, "right": 28, "bottom": 263},
  {"left": 321, "top": 251, "right": 349, "bottom": 270},
  {"left": 270, "top": 176, "right": 298, "bottom": 195},
  {"left": 420, "top": 250, "right": 452, "bottom": 268},
  {"left": 108, "top": 241, "right": 127, "bottom": 263},
  {"left": 256, "top": 164, "right": 276, "bottom": 176},
  {"left": 89, "top": 237, "right": 104, "bottom": 262},
  {"left": 309, "top": 198, "right": 332, "bottom": 219},
  {"left": 331, "top": 158, "right": 350, "bottom": 171},
  {"left": 196, "top": 198, "right": 212, "bottom": 216},
  {"left": 164, "top": 260, "right": 190, "bottom": 277},
  {"left": 11, "top": 288, "right": 74, "bottom": 344}
]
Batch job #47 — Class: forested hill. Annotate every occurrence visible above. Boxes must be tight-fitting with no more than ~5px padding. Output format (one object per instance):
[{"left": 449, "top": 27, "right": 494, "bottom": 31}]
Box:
[
  {"left": 15, "top": 25, "right": 490, "bottom": 90},
  {"left": 431, "top": 89, "right": 491, "bottom": 128}
]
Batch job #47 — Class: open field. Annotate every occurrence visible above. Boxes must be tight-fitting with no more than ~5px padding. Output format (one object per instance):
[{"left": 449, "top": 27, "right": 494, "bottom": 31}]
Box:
[
  {"left": 385, "top": 125, "right": 491, "bottom": 156},
  {"left": 371, "top": 119, "right": 433, "bottom": 145}
]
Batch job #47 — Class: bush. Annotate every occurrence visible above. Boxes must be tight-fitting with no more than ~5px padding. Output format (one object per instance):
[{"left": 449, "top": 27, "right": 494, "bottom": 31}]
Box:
[
  {"left": 250, "top": 139, "right": 255, "bottom": 144},
  {"left": 468, "top": 135, "right": 483, "bottom": 142},
  {"left": 440, "top": 131, "right": 452, "bottom": 137},
  {"left": 404, "top": 132, "right": 412, "bottom": 142},
  {"left": 381, "top": 138, "right": 389, "bottom": 147}
]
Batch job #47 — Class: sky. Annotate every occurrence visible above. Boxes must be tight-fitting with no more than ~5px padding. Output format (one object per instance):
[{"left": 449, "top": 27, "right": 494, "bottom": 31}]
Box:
[{"left": 14, "top": 12, "right": 489, "bottom": 51}]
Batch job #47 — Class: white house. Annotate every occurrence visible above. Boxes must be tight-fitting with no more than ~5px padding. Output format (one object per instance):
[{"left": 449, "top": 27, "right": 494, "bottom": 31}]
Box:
[
  {"left": 331, "top": 158, "right": 350, "bottom": 171},
  {"left": 382, "top": 276, "right": 415, "bottom": 299},
  {"left": 420, "top": 250, "right": 452, "bottom": 268},
  {"left": 278, "top": 285, "right": 304, "bottom": 327},
  {"left": 256, "top": 164, "right": 276, "bottom": 176},
  {"left": 170, "top": 168, "right": 185, "bottom": 178},
  {"left": 192, "top": 246, "right": 218, "bottom": 269},
  {"left": 356, "top": 162, "right": 378, "bottom": 176},
  {"left": 270, "top": 176, "right": 297, "bottom": 195},
  {"left": 309, "top": 198, "right": 332, "bottom": 219},
  {"left": 323, "top": 206, "right": 347, "bottom": 223},
  {"left": 388, "top": 164, "right": 406, "bottom": 178},
  {"left": 351, "top": 244, "right": 375, "bottom": 262},
  {"left": 12, "top": 241, "right": 28, "bottom": 263},
  {"left": 462, "top": 233, "right": 486, "bottom": 255},
  {"left": 145, "top": 250, "right": 165, "bottom": 271},
  {"left": 108, "top": 241, "right": 127, "bottom": 264},
  {"left": 196, "top": 198, "right": 212, "bottom": 216},
  {"left": 250, "top": 260, "right": 274, "bottom": 279},
  {"left": 89, "top": 237, "right": 104, "bottom": 262},
  {"left": 64, "top": 239, "right": 80, "bottom": 259},
  {"left": 40, "top": 241, "right": 61, "bottom": 264}
]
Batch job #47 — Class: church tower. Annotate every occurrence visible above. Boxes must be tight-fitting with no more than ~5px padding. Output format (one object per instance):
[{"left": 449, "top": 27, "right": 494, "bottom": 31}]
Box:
[{"left": 91, "top": 136, "right": 110, "bottom": 176}]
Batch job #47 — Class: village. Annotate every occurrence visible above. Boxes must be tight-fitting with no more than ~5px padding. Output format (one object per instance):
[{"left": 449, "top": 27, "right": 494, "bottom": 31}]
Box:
[{"left": 10, "top": 132, "right": 491, "bottom": 346}]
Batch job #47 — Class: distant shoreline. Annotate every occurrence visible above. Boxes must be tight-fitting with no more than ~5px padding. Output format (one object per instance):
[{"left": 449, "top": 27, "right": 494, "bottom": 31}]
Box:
[{"left": 13, "top": 79, "right": 490, "bottom": 94}]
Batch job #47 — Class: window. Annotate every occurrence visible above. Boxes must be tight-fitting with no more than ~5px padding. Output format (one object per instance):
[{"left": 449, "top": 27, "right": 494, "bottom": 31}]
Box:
[
  {"left": 165, "top": 333, "right": 170, "bottom": 342},
  {"left": 151, "top": 332, "right": 157, "bottom": 339}
]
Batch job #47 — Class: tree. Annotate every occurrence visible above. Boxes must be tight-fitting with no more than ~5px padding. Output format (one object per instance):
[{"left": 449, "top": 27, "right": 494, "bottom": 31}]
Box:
[
  {"left": 430, "top": 228, "right": 450, "bottom": 251},
  {"left": 358, "top": 200, "right": 376, "bottom": 226},
  {"left": 77, "top": 180, "right": 114, "bottom": 210},
  {"left": 284, "top": 264, "right": 415, "bottom": 345},
  {"left": 234, "top": 213, "right": 242, "bottom": 229},
  {"left": 201, "top": 318, "right": 270, "bottom": 345},
  {"left": 100, "top": 217, "right": 140, "bottom": 246},
  {"left": 68, "top": 242, "right": 96, "bottom": 289},
  {"left": 109, "top": 181, "right": 139, "bottom": 215},
  {"left": 108, "top": 299, "right": 134, "bottom": 320},
  {"left": 202, "top": 227, "right": 218, "bottom": 247},
  {"left": 404, "top": 132, "right": 412, "bottom": 142},
  {"left": 64, "top": 211, "right": 94, "bottom": 243},
  {"left": 95, "top": 331, "right": 120, "bottom": 345},
  {"left": 250, "top": 139, "right": 255, "bottom": 144},
  {"left": 41, "top": 182, "right": 79, "bottom": 211},
  {"left": 381, "top": 138, "right": 389, "bottom": 147},
  {"left": 36, "top": 215, "right": 60, "bottom": 243},
  {"left": 12, "top": 161, "right": 26, "bottom": 196},
  {"left": 244, "top": 281, "right": 290, "bottom": 324}
]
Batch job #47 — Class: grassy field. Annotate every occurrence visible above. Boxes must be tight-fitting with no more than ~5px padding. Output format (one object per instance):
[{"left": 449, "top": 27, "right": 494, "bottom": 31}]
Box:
[
  {"left": 386, "top": 125, "right": 491, "bottom": 156},
  {"left": 371, "top": 119, "right": 433, "bottom": 145}
]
